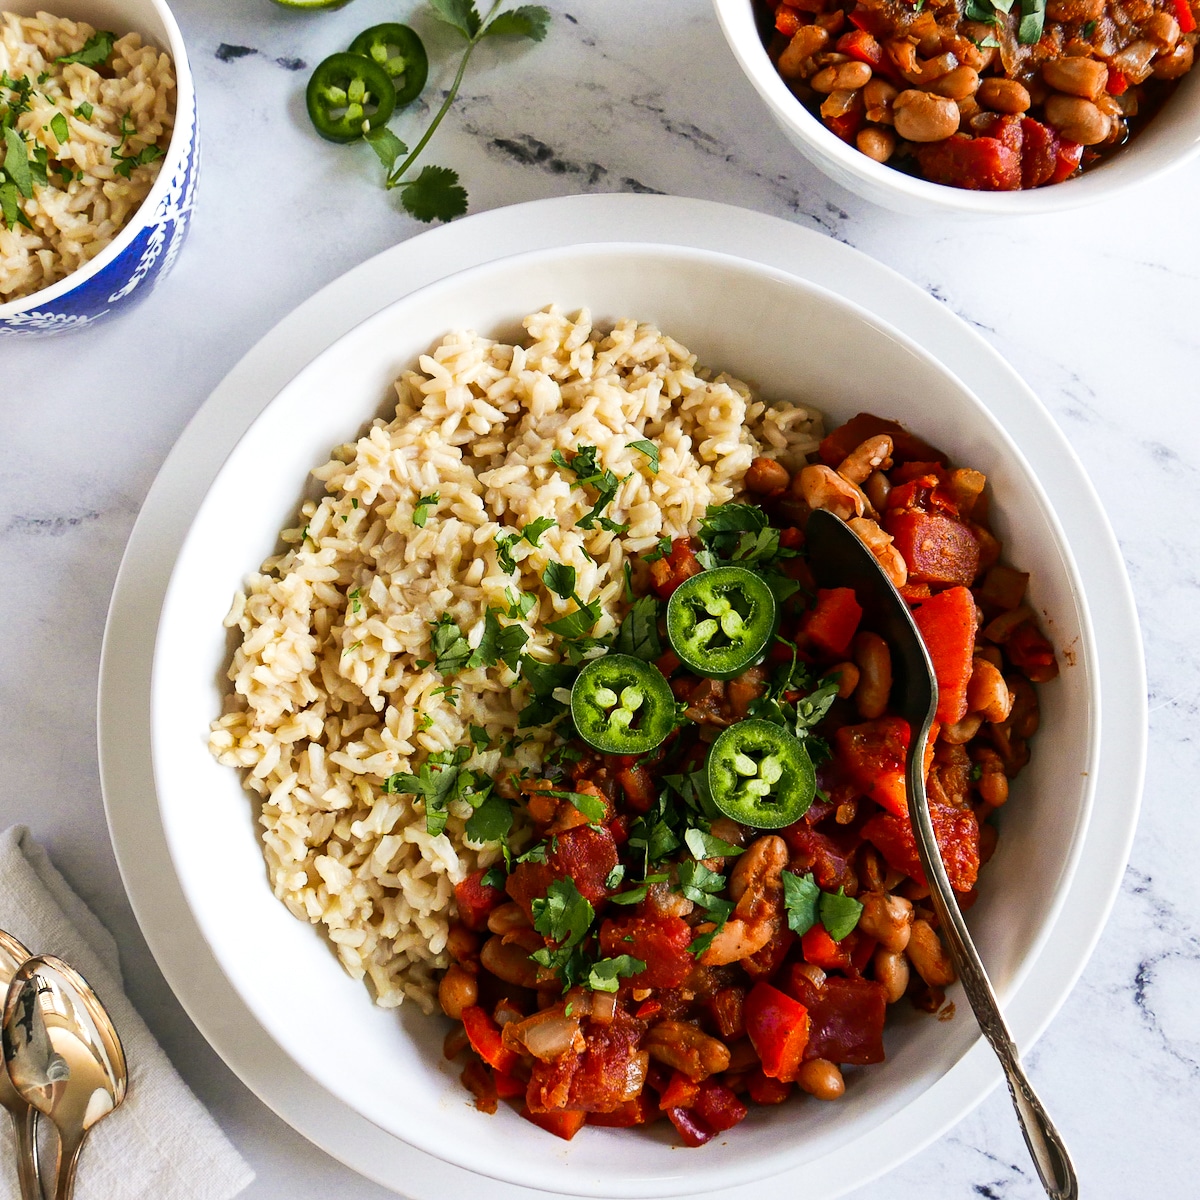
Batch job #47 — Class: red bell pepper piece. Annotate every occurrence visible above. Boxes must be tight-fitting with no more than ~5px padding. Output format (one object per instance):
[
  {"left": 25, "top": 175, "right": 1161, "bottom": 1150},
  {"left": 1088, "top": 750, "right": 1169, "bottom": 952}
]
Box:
[
  {"left": 826, "top": 107, "right": 864, "bottom": 144},
  {"left": 1019, "top": 117, "right": 1058, "bottom": 189},
  {"left": 835, "top": 29, "right": 903, "bottom": 84},
  {"left": 694, "top": 1080, "right": 749, "bottom": 1133},
  {"left": 775, "top": 4, "right": 802, "bottom": 36},
  {"left": 453, "top": 868, "right": 505, "bottom": 931},
  {"left": 649, "top": 537, "right": 703, "bottom": 599},
  {"left": 461, "top": 1006, "right": 520, "bottom": 1074},
  {"left": 599, "top": 913, "right": 695, "bottom": 990},
  {"left": 800, "top": 924, "right": 852, "bottom": 971},
  {"left": 833, "top": 716, "right": 910, "bottom": 817},
  {"left": 521, "top": 1106, "right": 587, "bottom": 1141},
  {"left": 493, "top": 1067, "right": 525, "bottom": 1099},
  {"left": 800, "top": 587, "right": 863, "bottom": 657},
  {"left": 1172, "top": 0, "right": 1195, "bottom": 34},
  {"left": 658, "top": 1070, "right": 701, "bottom": 1111},
  {"left": 1051, "top": 139, "right": 1084, "bottom": 183},
  {"left": 916, "top": 134, "right": 1022, "bottom": 191},
  {"left": 744, "top": 981, "right": 811, "bottom": 1081},
  {"left": 665, "top": 1105, "right": 716, "bottom": 1147},
  {"left": 747, "top": 1069, "right": 792, "bottom": 1105},
  {"left": 819, "top": 413, "right": 946, "bottom": 469},
  {"left": 911, "top": 586, "right": 977, "bottom": 724},
  {"left": 1006, "top": 621, "right": 1059, "bottom": 682},
  {"left": 885, "top": 510, "right": 981, "bottom": 588}
]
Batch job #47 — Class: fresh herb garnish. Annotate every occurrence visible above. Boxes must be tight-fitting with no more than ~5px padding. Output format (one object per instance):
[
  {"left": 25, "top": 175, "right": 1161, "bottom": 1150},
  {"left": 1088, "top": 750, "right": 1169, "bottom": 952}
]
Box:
[
  {"left": 112, "top": 141, "right": 165, "bottom": 179},
  {"left": 75, "top": 101, "right": 93, "bottom": 120},
  {"left": 820, "top": 887, "right": 864, "bottom": 941},
  {"left": 1018, "top": 0, "right": 1046, "bottom": 43},
  {"left": 782, "top": 872, "right": 863, "bottom": 940},
  {"left": 644, "top": 535, "right": 673, "bottom": 563},
  {"left": 544, "top": 788, "right": 606, "bottom": 823},
  {"left": 587, "top": 955, "right": 646, "bottom": 992},
  {"left": 481, "top": 863, "right": 507, "bottom": 890},
  {"left": 362, "top": 0, "right": 550, "bottom": 223},
  {"left": 611, "top": 594, "right": 662, "bottom": 662},
  {"left": 56, "top": 30, "right": 115, "bottom": 66},
  {"left": 413, "top": 492, "right": 439, "bottom": 527},
  {"left": 427, "top": 612, "right": 472, "bottom": 674},
  {"left": 3, "top": 128, "right": 33, "bottom": 198},
  {"left": 383, "top": 760, "right": 461, "bottom": 836},
  {"left": 495, "top": 516, "right": 556, "bottom": 571},
  {"left": 626, "top": 439, "right": 659, "bottom": 473},
  {"left": 683, "top": 827, "right": 744, "bottom": 861},
  {"left": 465, "top": 792, "right": 513, "bottom": 843},
  {"left": 49, "top": 113, "right": 69, "bottom": 145}
]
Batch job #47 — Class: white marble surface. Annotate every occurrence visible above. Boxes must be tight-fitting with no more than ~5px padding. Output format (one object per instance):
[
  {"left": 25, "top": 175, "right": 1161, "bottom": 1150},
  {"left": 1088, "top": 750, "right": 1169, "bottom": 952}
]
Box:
[{"left": 2, "top": 1, "right": 1197, "bottom": 1197}]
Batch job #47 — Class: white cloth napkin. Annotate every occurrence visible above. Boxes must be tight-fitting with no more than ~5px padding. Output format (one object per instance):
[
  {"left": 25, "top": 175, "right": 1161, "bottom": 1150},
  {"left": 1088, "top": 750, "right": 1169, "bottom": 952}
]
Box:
[{"left": 0, "top": 826, "right": 255, "bottom": 1200}]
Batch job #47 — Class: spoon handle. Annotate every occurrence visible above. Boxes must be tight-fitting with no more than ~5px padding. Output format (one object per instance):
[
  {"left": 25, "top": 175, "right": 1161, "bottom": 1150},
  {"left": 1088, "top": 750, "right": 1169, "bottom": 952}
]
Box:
[
  {"left": 907, "top": 731, "right": 1078, "bottom": 1200},
  {"left": 51, "top": 1125, "right": 88, "bottom": 1200},
  {"left": 7, "top": 1107, "right": 44, "bottom": 1200}
]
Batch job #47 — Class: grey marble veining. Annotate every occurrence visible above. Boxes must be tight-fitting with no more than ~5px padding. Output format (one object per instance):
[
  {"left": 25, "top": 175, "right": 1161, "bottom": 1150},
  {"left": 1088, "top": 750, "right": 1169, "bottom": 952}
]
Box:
[{"left": 3, "top": 1, "right": 1199, "bottom": 1197}]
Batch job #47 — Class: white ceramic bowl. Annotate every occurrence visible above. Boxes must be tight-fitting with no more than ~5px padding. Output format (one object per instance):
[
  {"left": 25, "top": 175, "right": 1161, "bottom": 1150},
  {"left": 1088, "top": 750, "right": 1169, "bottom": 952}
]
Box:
[
  {"left": 0, "top": 0, "right": 197, "bottom": 335},
  {"left": 152, "top": 243, "right": 1098, "bottom": 1197},
  {"left": 713, "top": 0, "right": 1200, "bottom": 215}
]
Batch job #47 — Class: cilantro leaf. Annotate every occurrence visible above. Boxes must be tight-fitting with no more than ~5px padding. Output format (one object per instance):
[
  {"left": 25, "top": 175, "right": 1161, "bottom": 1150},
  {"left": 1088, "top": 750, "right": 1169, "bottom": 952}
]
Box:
[
  {"left": 677, "top": 860, "right": 728, "bottom": 909},
  {"left": 112, "top": 143, "right": 164, "bottom": 180},
  {"left": 400, "top": 164, "right": 468, "bottom": 224},
  {"left": 3, "top": 128, "right": 33, "bottom": 198},
  {"left": 819, "top": 887, "right": 864, "bottom": 941},
  {"left": 413, "top": 492, "right": 439, "bottom": 527},
  {"left": 365, "top": 126, "right": 408, "bottom": 173},
  {"left": 429, "top": 613, "right": 471, "bottom": 674},
  {"left": 495, "top": 530, "right": 519, "bottom": 573},
  {"left": 545, "top": 599, "right": 600, "bottom": 640},
  {"left": 466, "top": 793, "right": 513, "bottom": 843},
  {"left": 783, "top": 871, "right": 820, "bottom": 936},
  {"left": 531, "top": 878, "right": 594, "bottom": 948},
  {"left": 484, "top": 6, "right": 552, "bottom": 41},
  {"left": 75, "top": 101, "right": 93, "bottom": 120},
  {"left": 481, "top": 864, "right": 507, "bottom": 890},
  {"left": 542, "top": 560, "right": 576, "bottom": 599},
  {"left": 626, "top": 439, "right": 659, "bottom": 473},
  {"left": 644, "top": 535, "right": 673, "bottom": 563},
  {"left": 428, "top": 0, "right": 482, "bottom": 37},
  {"left": 544, "top": 788, "right": 607, "bottom": 823},
  {"left": 587, "top": 955, "right": 645, "bottom": 992},
  {"left": 684, "top": 827, "right": 744, "bottom": 861},
  {"left": 522, "top": 515, "right": 556, "bottom": 546},
  {"left": 504, "top": 587, "right": 536, "bottom": 620},
  {"left": 382, "top": 762, "right": 459, "bottom": 836},
  {"left": 469, "top": 724, "right": 491, "bottom": 752},
  {"left": 49, "top": 113, "right": 69, "bottom": 145},
  {"left": 56, "top": 30, "right": 115, "bottom": 66},
  {"left": 0, "top": 181, "right": 24, "bottom": 229},
  {"left": 611, "top": 594, "right": 662, "bottom": 662}
]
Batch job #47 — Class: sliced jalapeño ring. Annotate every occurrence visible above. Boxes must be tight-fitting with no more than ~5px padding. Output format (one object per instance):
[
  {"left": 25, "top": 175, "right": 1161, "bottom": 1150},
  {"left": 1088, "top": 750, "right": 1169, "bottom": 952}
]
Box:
[
  {"left": 306, "top": 52, "right": 397, "bottom": 143},
  {"left": 707, "top": 719, "right": 815, "bottom": 829},
  {"left": 570, "top": 654, "right": 676, "bottom": 756},
  {"left": 347, "top": 23, "right": 428, "bottom": 105},
  {"left": 666, "top": 565, "right": 777, "bottom": 680}
]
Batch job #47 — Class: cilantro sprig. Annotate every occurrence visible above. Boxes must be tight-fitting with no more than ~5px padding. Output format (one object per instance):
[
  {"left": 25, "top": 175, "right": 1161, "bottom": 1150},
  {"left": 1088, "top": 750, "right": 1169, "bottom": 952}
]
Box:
[{"left": 364, "top": 0, "right": 550, "bottom": 223}]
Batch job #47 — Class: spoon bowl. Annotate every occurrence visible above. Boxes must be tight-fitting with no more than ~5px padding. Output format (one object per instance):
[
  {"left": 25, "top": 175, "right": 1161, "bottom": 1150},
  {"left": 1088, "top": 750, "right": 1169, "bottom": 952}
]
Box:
[
  {"left": 805, "top": 508, "right": 1078, "bottom": 1200},
  {"left": 3, "top": 955, "right": 127, "bottom": 1200},
  {"left": 0, "top": 929, "right": 42, "bottom": 1200}
]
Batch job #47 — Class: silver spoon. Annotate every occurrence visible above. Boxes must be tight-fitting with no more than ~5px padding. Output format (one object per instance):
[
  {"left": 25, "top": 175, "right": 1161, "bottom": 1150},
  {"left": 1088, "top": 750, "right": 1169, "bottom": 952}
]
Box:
[
  {"left": 3, "top": 955, "right": 127, "bottom": 1200},
  {"left": 806, "top": 507, "right": 1077, "bottom": 1200},
  {"left": 0, "top": 930, "right": 42, "bottom": 1200}
]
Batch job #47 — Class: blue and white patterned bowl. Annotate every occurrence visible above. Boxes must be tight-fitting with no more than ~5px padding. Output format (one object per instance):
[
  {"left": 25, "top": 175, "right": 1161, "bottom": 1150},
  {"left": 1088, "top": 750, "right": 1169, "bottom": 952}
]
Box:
[{"left": 0, "top": 0, "right": 198, "bottom": 336}]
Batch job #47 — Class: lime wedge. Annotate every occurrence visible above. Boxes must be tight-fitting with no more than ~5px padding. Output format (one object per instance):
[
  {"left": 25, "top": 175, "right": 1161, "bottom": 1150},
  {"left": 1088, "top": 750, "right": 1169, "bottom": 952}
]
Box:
[{"left": 270, "top": 0, "right": 354, "bottom": 10}]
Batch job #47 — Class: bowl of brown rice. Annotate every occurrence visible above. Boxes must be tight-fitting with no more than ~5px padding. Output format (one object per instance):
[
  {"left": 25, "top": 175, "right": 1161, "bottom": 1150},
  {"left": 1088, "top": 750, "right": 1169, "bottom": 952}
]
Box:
[
  {"left": 151, "top": 243, "right": 1098, "bottom": 1195},
  {"left": 0, "top": 0, "right": 196, "bottom": 335}
]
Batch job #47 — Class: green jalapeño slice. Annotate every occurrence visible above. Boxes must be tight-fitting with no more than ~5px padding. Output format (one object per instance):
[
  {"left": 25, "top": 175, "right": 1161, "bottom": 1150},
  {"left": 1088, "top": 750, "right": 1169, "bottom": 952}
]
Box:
[
  {"left": 666, "top": 565, "right": 777, "bottom": 680},
  {"left": 306, "top": 52, "right": 397, "bottom": 142},
  {"left": 570, "top": 654, "right": 676, "bottom": 755},
  {"left": 707, "top": 719, "right": 815, "bottom": 828},
  {"left": 347, "top": 24, "right": 428, "bottom": 106}
]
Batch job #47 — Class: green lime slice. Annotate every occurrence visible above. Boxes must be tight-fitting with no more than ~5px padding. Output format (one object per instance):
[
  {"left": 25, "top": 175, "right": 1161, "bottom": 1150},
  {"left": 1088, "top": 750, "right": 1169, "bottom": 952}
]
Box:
[{"left": 270, "top": 0, "right": 354, "bottom": 10}]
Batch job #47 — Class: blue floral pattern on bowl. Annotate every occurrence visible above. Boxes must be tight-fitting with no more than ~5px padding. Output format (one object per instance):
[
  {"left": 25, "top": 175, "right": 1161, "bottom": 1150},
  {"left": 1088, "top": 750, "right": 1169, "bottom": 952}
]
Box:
[{"left": 0, "top": 91, "right": 200, "bottom": 338}]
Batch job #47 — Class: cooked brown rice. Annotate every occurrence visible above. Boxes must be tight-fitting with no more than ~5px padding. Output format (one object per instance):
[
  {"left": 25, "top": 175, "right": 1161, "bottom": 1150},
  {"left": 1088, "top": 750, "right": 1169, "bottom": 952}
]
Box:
[
  {"left": 0, "top": 11, "right": 175, "bottom": 302},
  {"left": 208, "top": 308, "right": 823, "bottom": 1012}
]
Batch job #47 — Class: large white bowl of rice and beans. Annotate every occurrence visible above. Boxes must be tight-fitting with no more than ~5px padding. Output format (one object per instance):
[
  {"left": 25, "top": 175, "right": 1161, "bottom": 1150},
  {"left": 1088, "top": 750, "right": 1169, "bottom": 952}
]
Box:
[
  {"left": 0, "top": 0, "right": 196, "bottom": 334},
  {"left": 152, "top": 244, "right": 1099, "bottom": 1195},
  {"left": 714, "top": 0, "right": 1200, "bottom": 213}
]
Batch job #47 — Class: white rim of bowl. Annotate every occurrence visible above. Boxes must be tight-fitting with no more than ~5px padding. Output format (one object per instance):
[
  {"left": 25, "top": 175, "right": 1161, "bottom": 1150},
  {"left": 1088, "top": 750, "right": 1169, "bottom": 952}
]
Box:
[
  {"left": 150, "top": 239, "right": 1101, "bottom": 1196},
  {"left": 0, "top": 0, "right": 195, "bottom": 318},
  {"left": 711, "top": 0, "right": 1200, "bottom": 214}
]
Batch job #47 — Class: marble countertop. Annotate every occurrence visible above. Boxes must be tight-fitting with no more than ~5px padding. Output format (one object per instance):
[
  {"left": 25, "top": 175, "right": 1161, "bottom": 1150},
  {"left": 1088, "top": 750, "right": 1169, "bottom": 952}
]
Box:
[{"left": 3, "top": 0, "right": 1198, "bottom": 1196}]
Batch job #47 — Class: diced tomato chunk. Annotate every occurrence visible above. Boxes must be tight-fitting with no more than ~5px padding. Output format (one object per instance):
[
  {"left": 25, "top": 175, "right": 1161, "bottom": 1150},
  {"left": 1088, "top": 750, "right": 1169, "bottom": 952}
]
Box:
[
  {"left": 911, "top": 586, "right": 977, "bottom": 724},
  {"left": 781, "top": 825, "right": 859, "bottom": 891},
  {"left": 649, "top": 537, "right": 703, "bottom": 599},
  {"left": 784, "top": 969, "right": 888, "bottom": 1065},
  {"left": 916, "top": 134, "right": 1022, "bottom": 191},
  {"left": 819, "top": 413, "right": 946, "bottom": 470},
  {"left": 1051, "top": 139, "right": 1083, "bottom": 183},
  {"left": 521, "top": 1106, "right": 587, "bottom": 1140},
  {"left": 1106, "top": 66, "right": 1129, "bottom": 94},
  {"left": 694, "top": 1080, "right": 749, "bottom": 1133},
  {"left": 800, "top": 587, "right": 863, "bottom": 657},
  {"left": 658, "top": 1070, "right": 700, "bottom": 1111},
  {"left": 461, "top": 1006, "right": 520, "bottom": 1074},
  {"left": 834, "top": 716, "right": 910, "bottom": 817},
  {"left": 861, "top": 803, "right": 981, "bottom": 892},
  {"left": 800, "top": 924, "right": 852, "bottom": 971},
  {"left": 587, "top": 1093, "right": 659, "bottom": 1127},
  {"left": 775, "top": 4, "right": 802, "bottom": 36},
  {"left": 454, "top": 868, "right": 505, "bottom": 931},
  {"left": 826, "top": 106, "right": 864, "bottom": 143},
  {"left": 599, "top": 913, "right": 695, "bottom": 990},
  {"left": 744, "top": 981, "right": 811, "bottom": 1082},
  {"left": 1006, "top": 621, "right": 1059, "bottom": 682},
  {"left": 1019, "top": 118, "right": 1058, "bottom": 189},
  {"left": 665, "top": 1105, "right": 715, "bottom": 1147},
  {"left": 616, "top": 763, "right": 657, "bottom": 813},
  {"left": 747, "top": 1069, "right": 793, "bottom": 1105},
  {"left": 506, "top": 824, "right": 618, "bottom": 921},
  {"left": 885, "top": 509, "right": 981, "bottom": 587},
  {"left": 493, "top": 1068, "right": 525, "bottom": 1099}
]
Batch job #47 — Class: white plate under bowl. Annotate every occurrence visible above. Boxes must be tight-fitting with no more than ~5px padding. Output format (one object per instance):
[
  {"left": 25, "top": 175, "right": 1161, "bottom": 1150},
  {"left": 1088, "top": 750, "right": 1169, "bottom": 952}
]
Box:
[{"left": 150, "top": 238, "right": 1097, "bottom": 1197}]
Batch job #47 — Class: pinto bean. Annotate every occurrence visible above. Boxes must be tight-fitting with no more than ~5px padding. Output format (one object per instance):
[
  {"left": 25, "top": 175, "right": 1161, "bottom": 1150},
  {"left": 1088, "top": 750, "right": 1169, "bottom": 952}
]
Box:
[
  {"left": 480, "top": 933, "right": 542, "bottom": 988},
  {"left": 929, "top": 65, "right": 980, "bottom": 100},
  {"left": 972, "top": 747, "right": 1010, "bottom": 807},
  {"left": 446, "top": 923, "right": 480, "bottom": 963},
  {"left": 744, "top": 456, "right": 790, "bottom": 496},
  {"left": 907, "top": 919, "right": 957, "bottom": 987},
  {"left": 941, "top": 712, "right": 984, "bottom": 744},
  {"left": 863, "top": 78, "right": 898, "bottom": 124},
  {"left": 977, "top": 77, "right": 1031, "bottom": 114},
  {"left": 823, "top": 661, "right": 860, "bottom": 700},
  {"left": 836, "top": 435, "right": 894, "bottom": 485},
  {"left": 892, "top": 90, "right": 961, "bottom": 142},
  {"left": 1044, "top": 94, "right": 1112, "bottom": 144},
  {"left": 848, "top": 516, "right": 907, "bottom": 587},
  {"left": 796, "top": 1058, "right": 845, "bottom": 1100},
  {"left": 858, "top": 890, "right": 913, "bottom": 952},
  {"left": 487, "top": 901, "right": 531, "bottom": 935},
  {"left": 852, "top": 631, "right": 892, "bottom": 720},
  {"left": 966, "top": 657, "right": 1014, "bottom": 723},
  {"left": 644, "top": 1021, "right": 731, "bottom": 1081},
  {"left": 863, "top": 469, "right": 891, "bottom": 511},
  {"left": 799, "top": 464, "right": 869, "bottom": 520},
  {"left": 438, "top": 964, "right": 478, "bottom": 1020},
  {"left": 873, "top": 946, "right": 911, "bottom": 1003},
  {"left": 1043, "top": 56, "right": 1108, "bottom": 101},
  {"left": 1154, "top": 42, "right": 1193, "bottom": 79},
  {"left": 778, "top": 25, "right": 829, "bottom": 78},
  {"left": 812, "top": 60, "right": 873, "bottom": 93}
]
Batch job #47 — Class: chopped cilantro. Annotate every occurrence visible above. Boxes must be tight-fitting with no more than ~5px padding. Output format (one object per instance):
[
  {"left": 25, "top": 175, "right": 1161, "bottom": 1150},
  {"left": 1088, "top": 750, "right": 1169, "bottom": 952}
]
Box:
[
  {"left": 544, "top": 788, "right": 606, "bottom": 823},
  {"left": 626, "top": 439, "right": 659, "bottom": 474},
  {"left": 3, "top": 128, "right": 33, "bottom": 198},
  {"left": 413, "top": 492, "right": 439, "bottom": 527},
  {"left": 644, "top": 535, "right": 673, "bottom": 563},
  {"left": 465, "top": 793, "right": 513, "bottom": 843},
  {"left": 75, "top": 101, "right": 93, "bottom": 120},
  {"left": 428, "top": 613, "right": 471, "bottom": 674},
  {"left": 382, "top": 760, "right": 461, "bottom": 836},
  {"left": 683, "top": 827, "right": 744, "bottom": 861},
  {"left": 782, "top": 871, "right": 821, "bottom": 935},
  {"left": 587, "top": 955, "right": 646, "bottom": 992},
  {"left": 469, "top": 724, "right": 491, "bottom": 752},
  {"left": 542, "top": 560, "right": 576, "bottom": 599},
  {"left": 820, "top": 887, "right": 864, "bottom": 941},
  {"left": 481, "top": 864, "right": 507, "bottom": 890},
  {"left": 531, "top": 877, "right": 594, "bottom": 949},
  {"left": 56, "top": 30, "right": 115, "bottom": 66},
  {"left": 611, "top": 594, "right": 662, "bottom": 662},
  {"left": 49, "top": 113, "right": 68, "bottom": 145}
]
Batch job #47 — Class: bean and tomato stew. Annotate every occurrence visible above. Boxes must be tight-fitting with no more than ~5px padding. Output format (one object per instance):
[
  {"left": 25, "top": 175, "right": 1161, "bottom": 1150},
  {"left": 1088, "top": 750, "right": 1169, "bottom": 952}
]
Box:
[
  {"left": 438, "top": 413, "right": 1057, "bottom": 1145},
  {"left": 759, "top": 0, "right": 1197, "bottom": 189}
]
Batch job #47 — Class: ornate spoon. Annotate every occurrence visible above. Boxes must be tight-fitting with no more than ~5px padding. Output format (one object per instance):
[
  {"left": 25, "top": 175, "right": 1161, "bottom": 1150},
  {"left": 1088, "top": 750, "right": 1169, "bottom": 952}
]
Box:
[
  {"left": 0, "top": 929, "right": 42, "bottom": 1200},
  {"left": 3, "top": 955, "right": 128, "bottom": 1200},
  {"left": 805, "top": 507, "right": 1077, "bottom": 1200}
]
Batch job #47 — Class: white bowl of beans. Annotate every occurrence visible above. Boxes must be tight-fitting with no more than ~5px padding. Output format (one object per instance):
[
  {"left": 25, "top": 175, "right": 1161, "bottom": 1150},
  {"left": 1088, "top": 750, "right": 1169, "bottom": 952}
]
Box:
[{"left": 714, "top": 0, "right": 1200, "bottom": 213}]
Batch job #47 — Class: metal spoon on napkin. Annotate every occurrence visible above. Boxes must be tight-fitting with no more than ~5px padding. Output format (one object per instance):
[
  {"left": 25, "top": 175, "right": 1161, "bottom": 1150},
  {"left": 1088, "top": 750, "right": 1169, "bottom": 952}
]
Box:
[
  {"left": 3, "top": 955, "right": 127, "bottom": 1200},
  {"left": 0, "top": 930, "right": 42, "bottom": 1200},
  {"left": 805, "top": 508, "right": 1077, "bottom": 1200}
]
